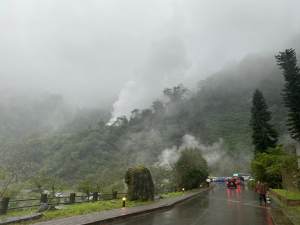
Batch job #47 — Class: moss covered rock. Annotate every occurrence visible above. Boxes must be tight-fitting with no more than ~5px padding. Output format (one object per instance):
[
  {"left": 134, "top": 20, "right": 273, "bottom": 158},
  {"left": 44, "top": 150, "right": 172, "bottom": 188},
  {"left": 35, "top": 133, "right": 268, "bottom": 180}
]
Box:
[{"left": 125, "top": 166, "right": 154, "bottom": 202}]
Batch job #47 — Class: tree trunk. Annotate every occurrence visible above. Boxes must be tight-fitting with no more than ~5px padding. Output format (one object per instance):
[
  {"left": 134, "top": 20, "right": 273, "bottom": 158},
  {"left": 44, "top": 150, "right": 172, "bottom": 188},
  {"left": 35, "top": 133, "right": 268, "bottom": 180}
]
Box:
[{"left": 296, "top": 141, "right": 300, "bottom": 168}]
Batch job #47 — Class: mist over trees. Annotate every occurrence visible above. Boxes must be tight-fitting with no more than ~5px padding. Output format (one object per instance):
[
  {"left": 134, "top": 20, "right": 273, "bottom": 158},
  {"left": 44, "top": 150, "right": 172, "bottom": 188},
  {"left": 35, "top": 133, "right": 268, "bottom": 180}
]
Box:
[
  {"left": 0, "top": 49, "right": 299, "bottom": 192},
  {"left": 0, "top": 94, "right": 111, "bottom": 141}
]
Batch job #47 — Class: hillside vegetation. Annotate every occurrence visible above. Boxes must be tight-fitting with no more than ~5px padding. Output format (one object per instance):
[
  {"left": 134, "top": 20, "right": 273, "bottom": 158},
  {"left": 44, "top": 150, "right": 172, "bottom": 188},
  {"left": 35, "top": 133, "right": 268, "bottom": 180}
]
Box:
[{"left": 1, "top": 51, "right": 299, "bottom": 188}]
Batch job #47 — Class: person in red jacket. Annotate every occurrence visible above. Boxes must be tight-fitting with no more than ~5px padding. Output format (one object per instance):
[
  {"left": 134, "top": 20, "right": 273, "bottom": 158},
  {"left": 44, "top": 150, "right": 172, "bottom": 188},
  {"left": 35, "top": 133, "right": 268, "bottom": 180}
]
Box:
[{"left": 254, "top": 181, "right": 267, "bottom": 205}]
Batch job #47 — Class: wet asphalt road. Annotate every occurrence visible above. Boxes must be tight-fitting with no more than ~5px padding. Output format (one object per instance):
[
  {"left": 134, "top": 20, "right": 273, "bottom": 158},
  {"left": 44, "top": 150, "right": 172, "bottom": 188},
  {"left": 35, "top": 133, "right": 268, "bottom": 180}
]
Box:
[{"left": 116, "top": 182, "right": 274, "bottom": 225}]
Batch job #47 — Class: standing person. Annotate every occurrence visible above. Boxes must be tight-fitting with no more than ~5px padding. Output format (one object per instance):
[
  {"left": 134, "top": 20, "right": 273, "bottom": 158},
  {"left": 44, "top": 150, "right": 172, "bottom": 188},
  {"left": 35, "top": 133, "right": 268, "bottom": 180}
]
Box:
[
  {"left": 254, "top": 181, "right": 267, "bottom": 205},
  {"left": 206, "top": 178, "right": 211, "bottom": 187}
]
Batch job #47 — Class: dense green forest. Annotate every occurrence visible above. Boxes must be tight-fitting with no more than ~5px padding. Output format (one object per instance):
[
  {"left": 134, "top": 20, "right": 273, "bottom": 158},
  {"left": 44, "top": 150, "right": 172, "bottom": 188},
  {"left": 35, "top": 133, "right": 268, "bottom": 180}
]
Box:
[{"left": 1, "top": 51, "right": 299, "bottom": 189}]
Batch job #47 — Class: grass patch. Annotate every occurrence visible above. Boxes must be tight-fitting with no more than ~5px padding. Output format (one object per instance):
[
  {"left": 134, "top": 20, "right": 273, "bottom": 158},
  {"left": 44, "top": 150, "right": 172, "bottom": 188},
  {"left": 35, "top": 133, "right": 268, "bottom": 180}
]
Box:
[
  {"left": 272, "top": 189, "right": 300, "bottom": 200},
  {"left": 0, "top": 188, "right": 200, "bottom": 224}
]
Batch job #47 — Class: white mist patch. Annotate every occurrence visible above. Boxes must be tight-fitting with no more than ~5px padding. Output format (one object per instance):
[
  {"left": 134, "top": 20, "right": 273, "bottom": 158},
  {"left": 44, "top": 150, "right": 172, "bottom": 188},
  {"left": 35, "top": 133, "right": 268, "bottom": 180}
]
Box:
[
  {"left": 107, "top": 36, "right": 194, "bottom": 124},
  {"left": 108, "top": 81, "right": 142, "bottom": 125},
  {"left": 158, "top": 134, "right": 226, "bottom": 166},
  {"left": 158, "top": 146, "right": 179, "bottom": 165}
]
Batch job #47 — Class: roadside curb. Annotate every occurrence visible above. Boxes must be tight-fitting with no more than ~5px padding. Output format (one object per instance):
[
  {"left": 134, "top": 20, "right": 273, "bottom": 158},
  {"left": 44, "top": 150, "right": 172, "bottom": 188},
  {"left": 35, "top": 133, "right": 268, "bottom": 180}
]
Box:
[
  {"left": 35, "top": 184, "right": 216, "bottom": 225},
  {"left": 106, "top": 183, "right": 216, "bottom": 225},
  {"left": 268, "top": 190, "right": 295, "bottom": 224},
  {"left": 268, "top": 197, "right": 294, "bottom": 225},
  {"left": 269, "top": 206, "right": 294, "bottom": 225},
  {"left": 91, "top": 183, "right": 217, "bottom": 225}
]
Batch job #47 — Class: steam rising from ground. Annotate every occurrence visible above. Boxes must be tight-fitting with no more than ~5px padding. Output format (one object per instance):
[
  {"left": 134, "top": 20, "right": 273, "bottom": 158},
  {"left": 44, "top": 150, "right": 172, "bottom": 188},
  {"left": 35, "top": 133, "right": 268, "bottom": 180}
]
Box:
[
  {"left": 158, "top": 134, "right": 226, "bottom": 166},
  {"left": 108, "top": 81, "right": 142, "bottom": 124},
  {"left": 109, "top": 36, "right": 193, "bottom": 123},
  {"left": 158, "top": 134, "right": 253, "bottom": 176}
]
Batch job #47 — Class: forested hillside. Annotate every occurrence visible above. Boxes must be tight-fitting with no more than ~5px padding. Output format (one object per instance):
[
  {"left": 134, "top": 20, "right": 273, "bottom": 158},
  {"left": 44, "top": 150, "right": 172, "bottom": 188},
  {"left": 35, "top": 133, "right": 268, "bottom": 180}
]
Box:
[{"left": 1, "top": 51, "right": 299, "bottom": 186}]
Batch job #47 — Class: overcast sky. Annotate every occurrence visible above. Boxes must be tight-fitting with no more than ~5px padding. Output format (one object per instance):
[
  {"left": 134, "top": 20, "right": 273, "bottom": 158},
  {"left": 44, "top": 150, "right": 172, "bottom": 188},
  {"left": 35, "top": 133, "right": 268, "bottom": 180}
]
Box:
[{"left": 0, "top": 0, "right": 299, "bottom": 119}]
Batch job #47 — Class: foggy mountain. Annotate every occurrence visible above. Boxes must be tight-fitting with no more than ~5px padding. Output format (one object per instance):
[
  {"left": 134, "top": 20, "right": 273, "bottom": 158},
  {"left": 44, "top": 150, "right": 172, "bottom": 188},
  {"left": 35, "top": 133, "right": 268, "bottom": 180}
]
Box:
[
  {"left": 1, "top": 1, "right": 300, "bottom": 184},
  {"left": 0, "top": 93, "right": 111, "bottom": 141},
  {"left": 1, "top": 48, "right": 299, "bottom": 181}
]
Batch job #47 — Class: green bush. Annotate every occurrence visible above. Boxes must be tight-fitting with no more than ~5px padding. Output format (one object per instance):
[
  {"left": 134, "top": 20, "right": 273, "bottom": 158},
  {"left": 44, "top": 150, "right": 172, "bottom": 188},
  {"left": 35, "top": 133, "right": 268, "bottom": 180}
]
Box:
[{"left": 247, "top": 180, "right": 257, "bottom": 189}]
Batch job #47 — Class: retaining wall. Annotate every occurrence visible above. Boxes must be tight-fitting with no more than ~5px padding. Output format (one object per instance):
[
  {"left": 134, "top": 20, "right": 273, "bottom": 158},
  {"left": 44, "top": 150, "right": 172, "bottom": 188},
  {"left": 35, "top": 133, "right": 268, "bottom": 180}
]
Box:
[{"left": 269, "top": 189, "right": 300, "bottom": 207}]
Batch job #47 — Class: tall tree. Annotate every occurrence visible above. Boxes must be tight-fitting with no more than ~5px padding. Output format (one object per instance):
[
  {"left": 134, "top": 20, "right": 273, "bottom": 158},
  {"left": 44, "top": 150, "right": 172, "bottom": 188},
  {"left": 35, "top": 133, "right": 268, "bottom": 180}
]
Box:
[
  {"left": 250, "top": 89, "right": 278, "bottom": 155},
  {"left": 275, "top": 49, "right": 300, "bottom": 165}
]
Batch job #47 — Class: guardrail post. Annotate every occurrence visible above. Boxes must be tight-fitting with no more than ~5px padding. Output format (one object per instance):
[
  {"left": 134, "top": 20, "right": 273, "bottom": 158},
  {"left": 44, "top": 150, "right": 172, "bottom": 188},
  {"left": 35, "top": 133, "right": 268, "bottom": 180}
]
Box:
[
  {"left": 0, "top": 197, "right": 9, "bottom": 215},
  {"left": 93, "top": 192, "right": 98, "bottom": 202},
  {"left": 41, "top": 194, "right": 47, "bottom": 203},
  {"left": 70, "top": 193, "right": 76, "bottom": 204},
  {"left": 159, "top": 188, "right": 164, "bottom": 194},
  {"left": 112, "top": 191, "right": 117, "bottom": 199},
  {"left": 165, "top": 187, "right": 169, "bottom": 194}
]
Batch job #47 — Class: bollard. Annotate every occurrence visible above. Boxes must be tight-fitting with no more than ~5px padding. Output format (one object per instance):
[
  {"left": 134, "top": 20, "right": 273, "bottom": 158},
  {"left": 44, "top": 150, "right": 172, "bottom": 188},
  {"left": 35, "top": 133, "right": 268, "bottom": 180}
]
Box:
[
  {"left": 122, "top": 197, "right": 126, "bottom": 207},
  {"left": 41, "top": 194, "right": 47, "bottom": 203},
  {"left": 266, "top": 195, "right": 270, "bottom": 204},
  {"left": 70, "top": 193, "right": 76, "bottom": 204},
  {"left": 0, "top": 197, "right": 10, "bottom": 215}
]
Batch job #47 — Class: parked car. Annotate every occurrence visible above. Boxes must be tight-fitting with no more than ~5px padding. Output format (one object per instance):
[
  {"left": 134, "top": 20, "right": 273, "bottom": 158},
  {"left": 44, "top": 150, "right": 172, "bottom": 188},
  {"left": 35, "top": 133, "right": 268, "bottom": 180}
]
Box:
[
  {"left": 216, "top": 177, "right": 222, "bottom": 182},
  {"left": 55, "top": 192, "right": 62, "bottom": 197},
  {"left": 220, "top": 177, "right": 227, "bottom": 182},
  {"left": 44, "top": 190, "right": 50, "bottom": 195},
  {"left": 248, "top": 176, "right": 254, "bottom": 181}
]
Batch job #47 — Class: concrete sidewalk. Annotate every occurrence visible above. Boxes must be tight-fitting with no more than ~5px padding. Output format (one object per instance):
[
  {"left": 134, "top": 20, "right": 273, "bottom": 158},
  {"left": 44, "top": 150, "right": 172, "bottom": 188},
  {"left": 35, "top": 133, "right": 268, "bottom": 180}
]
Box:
[{"left": 35, "top": 184, "right": 216, "bottom": 225}]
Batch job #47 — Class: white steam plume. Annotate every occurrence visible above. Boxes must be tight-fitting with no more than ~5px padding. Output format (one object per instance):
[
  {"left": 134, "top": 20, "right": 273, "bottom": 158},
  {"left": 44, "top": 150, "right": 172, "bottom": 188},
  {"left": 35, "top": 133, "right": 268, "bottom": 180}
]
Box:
[
  {"left": 107, "top": 81, "right": 142, "bottom": 124},
  {"left": 108, "top": 36, "right": 195, "bottom": 124},
  {"left": 158, "top": 134, "right": 226, "bottom": 166}
]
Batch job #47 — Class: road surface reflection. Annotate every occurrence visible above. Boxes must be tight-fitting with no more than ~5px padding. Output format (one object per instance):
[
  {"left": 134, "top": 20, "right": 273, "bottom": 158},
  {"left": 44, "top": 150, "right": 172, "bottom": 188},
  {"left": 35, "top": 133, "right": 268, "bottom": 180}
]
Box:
[{"left": 116, "top": 182, "right": 273, "bottom": 225}]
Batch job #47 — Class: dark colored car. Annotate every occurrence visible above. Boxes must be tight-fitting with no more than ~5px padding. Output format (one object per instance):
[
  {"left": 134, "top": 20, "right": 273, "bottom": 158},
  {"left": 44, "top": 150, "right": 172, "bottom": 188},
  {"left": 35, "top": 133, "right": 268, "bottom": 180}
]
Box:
[
  {"left": 227, "top": 178, "right": 237, "bottom": 188},
  {"left": 233, "top": 176, "right": 243, "bottom": 185}
]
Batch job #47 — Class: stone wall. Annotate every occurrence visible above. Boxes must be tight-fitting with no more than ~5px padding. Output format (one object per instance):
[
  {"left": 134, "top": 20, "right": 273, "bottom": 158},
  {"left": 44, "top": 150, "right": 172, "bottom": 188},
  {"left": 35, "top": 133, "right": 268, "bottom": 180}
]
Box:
[{"left": 269, "top": 189, "right": 300, "bottom": 206}]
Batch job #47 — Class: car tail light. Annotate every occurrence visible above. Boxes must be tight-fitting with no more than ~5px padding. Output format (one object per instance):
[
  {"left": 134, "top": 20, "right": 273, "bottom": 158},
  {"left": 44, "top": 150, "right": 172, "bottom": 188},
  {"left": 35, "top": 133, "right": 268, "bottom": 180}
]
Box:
[
  {"left": 226, "top": 182, "right": 228, "bottom": 184},
  {"left": 235, "top": 182, "right": 237, "bottom": 185},
  {"left": 238, "top": 180, "right": 240, "bottom": 182}
]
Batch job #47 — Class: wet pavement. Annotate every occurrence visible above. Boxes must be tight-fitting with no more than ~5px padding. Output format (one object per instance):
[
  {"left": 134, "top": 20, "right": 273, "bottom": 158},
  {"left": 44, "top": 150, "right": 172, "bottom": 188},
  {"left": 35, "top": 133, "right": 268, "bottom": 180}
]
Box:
[{"left": 115, "top": 182, "right": 274, "bottom": 225}]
